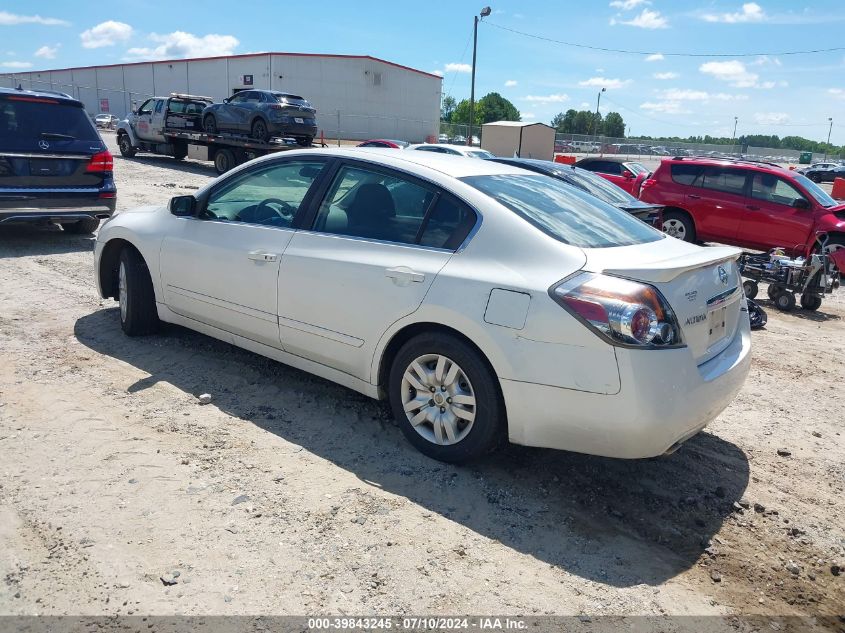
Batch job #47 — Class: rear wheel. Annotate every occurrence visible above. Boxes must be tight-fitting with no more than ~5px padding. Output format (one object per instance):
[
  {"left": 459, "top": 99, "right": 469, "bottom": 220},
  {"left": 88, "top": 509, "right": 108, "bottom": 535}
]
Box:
[
  {"left": 767, "top": 283, "right": 783, "bottom": 300},
  {"left": 296, "top": 136, "right": 313, "bottom": 147},
  {"left": 742, "top": 279, "right": 758, "bottom": 300},
  {"left": 800, "top": 294, "right": 822, "bottom": 311},
  {"left": 118, "top": 247, "right": 159, "bottom": 336},
  {"left": 661, "top": 211, "right": 696, "bottom": 243},
  {"left": 775, "top": 291, "right": 796, "bottom": 312},
  {"left": 214, "top": 149, "right": 235, "bottom": 175},
  {"left": 63, "top": 217, "right": 100, "bottom": 234},
  {"left": 250, "top": 118, "right": 270, "bottom": 142},
  {"left": 809, "top": 173, "right": 821, "bottom": 183},
  {"left": 388, "top": 333, "right": 504, "bottom": 464},
  {"left": 203, "top": 115, "right": 217, "bottom": 134},
  {"left": 172, "top": 143, "right": 188, "bottom": 161},
  {"left": 117, "top": 134, "right": 136, "bottom": 157}
]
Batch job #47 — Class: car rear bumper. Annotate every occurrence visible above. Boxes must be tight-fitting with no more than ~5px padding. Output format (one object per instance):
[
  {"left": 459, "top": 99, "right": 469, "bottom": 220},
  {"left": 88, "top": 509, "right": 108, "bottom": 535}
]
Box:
[
  {"left": 0, "top": 193, "right": 116, "bottom": 223},
  {"left": 268, "top": 121, "right": 318, "bottom": 138},
  {"left": 501, "top": 313, "right": 752, "bottom": 458}
]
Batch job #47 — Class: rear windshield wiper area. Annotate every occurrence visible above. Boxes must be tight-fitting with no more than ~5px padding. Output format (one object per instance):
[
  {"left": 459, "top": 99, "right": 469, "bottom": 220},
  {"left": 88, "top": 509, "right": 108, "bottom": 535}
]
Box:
[{"left": 41, "top": 132, "right": 77, "bottom": 141}]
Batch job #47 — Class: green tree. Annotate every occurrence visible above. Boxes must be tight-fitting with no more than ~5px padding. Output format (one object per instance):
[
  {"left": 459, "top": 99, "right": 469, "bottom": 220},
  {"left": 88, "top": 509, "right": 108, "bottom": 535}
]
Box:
[
  {"left": 451, "top": 99, "right": 484, "bottom": 126},
  {"left": 440, "top": 95, "right": 456, "bottom": 122},
  {"left": 476, "top": 92, "right": 520, "bottom": 123},
  {"left": 552, "top": 109, "right": 577, "bottom": 132},
  {"left": 603, "top": 112, "right": 625, "bottom": 137},
  {"left": 573, "top": 110, "right": 592, "bottom": 135}
]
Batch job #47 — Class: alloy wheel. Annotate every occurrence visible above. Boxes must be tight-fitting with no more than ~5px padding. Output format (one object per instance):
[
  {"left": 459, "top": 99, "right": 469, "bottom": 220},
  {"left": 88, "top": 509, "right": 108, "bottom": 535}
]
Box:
[
  {"left": 663, "top": 218, "right": 686, "bottom": 240},
  {"left": 400, "top": 354, "right": 476, "bottom": 446}
]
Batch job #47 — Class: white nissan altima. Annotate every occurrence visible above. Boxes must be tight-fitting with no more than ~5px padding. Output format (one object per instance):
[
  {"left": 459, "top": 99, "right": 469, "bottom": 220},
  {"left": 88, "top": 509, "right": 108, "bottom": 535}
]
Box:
[{"left": 94, "top": 148, "right": 751, "bottom": 463}]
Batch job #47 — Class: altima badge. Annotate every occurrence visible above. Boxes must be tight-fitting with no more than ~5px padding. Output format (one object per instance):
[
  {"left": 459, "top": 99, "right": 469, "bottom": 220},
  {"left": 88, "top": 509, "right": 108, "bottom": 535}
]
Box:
[{"left": 718, "top": 265, "right": 729, "bottom": 286}]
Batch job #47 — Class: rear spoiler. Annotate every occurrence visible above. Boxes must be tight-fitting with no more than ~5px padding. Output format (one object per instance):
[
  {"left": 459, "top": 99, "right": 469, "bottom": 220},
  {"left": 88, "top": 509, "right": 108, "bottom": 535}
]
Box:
[{"left": 604, "top": 246, "right": 742, "bottom": 283}]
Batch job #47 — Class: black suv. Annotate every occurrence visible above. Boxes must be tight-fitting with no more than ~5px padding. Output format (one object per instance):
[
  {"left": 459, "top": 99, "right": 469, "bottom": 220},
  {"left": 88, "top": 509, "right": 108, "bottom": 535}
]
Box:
[{"left": 0, "top": 86, "right": 116, "bottom": 233}]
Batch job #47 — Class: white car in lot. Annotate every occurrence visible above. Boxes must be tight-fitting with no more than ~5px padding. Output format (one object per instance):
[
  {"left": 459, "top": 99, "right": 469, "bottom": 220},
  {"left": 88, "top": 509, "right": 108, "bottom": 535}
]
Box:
[
  {"left": 407, "top": 143, "right": 495, "bottom": 159},
  {"left": 94, "top": 148, "right": 751, "bottom": 463}
]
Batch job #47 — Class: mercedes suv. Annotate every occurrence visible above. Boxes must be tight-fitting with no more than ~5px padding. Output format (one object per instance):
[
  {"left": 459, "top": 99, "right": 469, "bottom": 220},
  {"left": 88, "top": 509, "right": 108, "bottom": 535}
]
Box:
[
  {"left": 639, "top": 156, "right": 845, "bottom": 255},
  {"left": 0, "top": 87, "right": 116, "bottom": 233}
]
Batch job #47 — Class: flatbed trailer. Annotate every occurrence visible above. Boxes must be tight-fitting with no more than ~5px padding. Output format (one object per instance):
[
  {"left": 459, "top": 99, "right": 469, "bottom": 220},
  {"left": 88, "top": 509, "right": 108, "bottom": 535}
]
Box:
[{"left": 116, "top": 93, "right": 324, "bottom": 174}]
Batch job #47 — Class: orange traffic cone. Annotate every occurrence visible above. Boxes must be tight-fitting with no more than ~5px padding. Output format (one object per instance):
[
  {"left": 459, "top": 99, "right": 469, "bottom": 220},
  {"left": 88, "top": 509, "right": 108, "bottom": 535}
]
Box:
[{"left": 832, "top": 177, "right": 845, "bottom": 200}]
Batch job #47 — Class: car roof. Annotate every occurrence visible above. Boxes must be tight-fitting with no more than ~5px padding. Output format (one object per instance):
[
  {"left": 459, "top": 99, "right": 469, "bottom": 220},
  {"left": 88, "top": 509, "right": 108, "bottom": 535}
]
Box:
[
  {"left": 662, "top": 156, "right": 792, "bottom": 175},
  {"left": 575, "top": 156, "right": 631, "bottom": 164},
  {"left": 0, "top": 86, "right": 81, "bottom": 106}
]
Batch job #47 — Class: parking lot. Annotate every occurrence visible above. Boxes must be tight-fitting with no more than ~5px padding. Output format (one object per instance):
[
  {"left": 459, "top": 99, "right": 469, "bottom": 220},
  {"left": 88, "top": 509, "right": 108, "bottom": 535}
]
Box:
[{"left": 0, "top": 132, "right": 843, "bottom": 620}]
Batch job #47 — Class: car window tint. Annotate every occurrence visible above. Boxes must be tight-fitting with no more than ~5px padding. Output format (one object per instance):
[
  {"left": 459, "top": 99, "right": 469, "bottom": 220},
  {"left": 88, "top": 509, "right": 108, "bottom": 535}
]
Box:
[
  {"left": 137, "top": 99, "right": 153, "bottom": 115},
  {"left": 203, "top": 161, "right": 325, "bottom": 227},
  {"left": 245, "top": 92, "right": 261, "bottom": 103},
  {"left": 418, "top": 194, "right": 476, "bottom": 249},
  {"left": 228, "top": 93, "right": 246, "bottom": 103},
  {"left": 0, "top": 99, "right": 100, "bottom": 149},
  {"left": 670, "top": 164, "right": 703, "bottom": 185},
  {"left": 154, "top": 100, "right": 164, "bottom": 113},
  {"left": 750, "top": 174, "right": 807, "bottom": 206},
  {"left": 313, "top": 165, "right": 435, "bottom": 245},
  {"left": 462, "top": 174, "right": 663, "bottom": 249},
  {"left": 597, "top": 161, "right": 623, "bottom": 175},
  {"left": 700, "top": 167, "right": 747, "bottom": 196}
]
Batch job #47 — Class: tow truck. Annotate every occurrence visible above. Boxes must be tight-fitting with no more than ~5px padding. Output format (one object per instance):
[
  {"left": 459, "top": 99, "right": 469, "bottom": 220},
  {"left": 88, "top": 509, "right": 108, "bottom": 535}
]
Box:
[{"left": 116, "top": 93, "right": 315, "bottom": 174}]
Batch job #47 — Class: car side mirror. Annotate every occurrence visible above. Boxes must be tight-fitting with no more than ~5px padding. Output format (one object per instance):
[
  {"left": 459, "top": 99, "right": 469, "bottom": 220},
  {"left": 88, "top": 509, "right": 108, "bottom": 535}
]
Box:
[
  {"left": 223, "top": 97, "right": 230, "bottom": 103},
  {"left": 623, "top": 171, "right": 634, "bottom": 179},
  {"left": 170, "top": 195, "right": 197, "bottom": 217},
  {"left": 792, "top": 198, "right": 810, "bottom": 210}
]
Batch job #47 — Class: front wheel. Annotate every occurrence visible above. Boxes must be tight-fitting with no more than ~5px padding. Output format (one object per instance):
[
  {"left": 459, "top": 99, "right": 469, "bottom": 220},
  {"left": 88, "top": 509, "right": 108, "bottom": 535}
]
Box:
[
  {"left": 117, "top": 134, "right": 136, "bottom": 157},
  {"left": 661, "top": 211, "right": 696, "bottom": 243},
  {"left": 800, "top": 294, "right": 822, "bottom": 311},
  {"left": 118, "top": 247, "right": 160, "bottom": 336},
  {"left": 742, "top": 279, "right": 758, "bottom": 300},
  {"left": 388, "top": 333, "right": 504, "bottom": 464},
  {"left": 203, "top": 115, "right": 217, "bottom": 134},
  {"left": 775, "top": 291, "right": 796, "bottom": 312},
  {"left": 250, "top": 118, "right": 270, "bottom": 142}
]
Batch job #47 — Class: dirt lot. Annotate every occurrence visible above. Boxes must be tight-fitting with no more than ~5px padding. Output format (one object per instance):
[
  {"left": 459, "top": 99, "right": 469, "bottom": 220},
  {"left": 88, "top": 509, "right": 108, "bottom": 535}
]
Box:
[{"left": 0, "top": 134, "right": 843, "bottom": 623}]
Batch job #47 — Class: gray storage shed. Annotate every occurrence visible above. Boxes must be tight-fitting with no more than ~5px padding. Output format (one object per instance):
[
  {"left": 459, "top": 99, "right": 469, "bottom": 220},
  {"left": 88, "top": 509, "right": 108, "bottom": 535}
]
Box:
[{"left": 481, "top": 121, "right": 555, "bottom": 161}]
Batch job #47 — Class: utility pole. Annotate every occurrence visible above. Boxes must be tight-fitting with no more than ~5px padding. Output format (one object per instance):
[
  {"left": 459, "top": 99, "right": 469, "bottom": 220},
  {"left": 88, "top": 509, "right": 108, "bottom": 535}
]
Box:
[
  {"left": 824, "top": 117, "right": 833, "bottom": 161},
  {"left": 468, "top": 6, "right": 492, "bottom": 146},
  {"left": 731, "top": 117, "right": 739, "bottom": 156},
  {"left": 593, "top": 87, "right": 606, "bottom": 140}
]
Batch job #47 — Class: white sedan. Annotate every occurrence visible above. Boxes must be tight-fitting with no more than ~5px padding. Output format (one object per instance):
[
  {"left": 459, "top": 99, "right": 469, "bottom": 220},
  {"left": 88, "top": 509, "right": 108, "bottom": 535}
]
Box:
[
  {"left": 407, "top": 143, "right": 495, "bottom": 159},
  {"left": 94, "top": 148, "right": 751, "bottom": 463}
]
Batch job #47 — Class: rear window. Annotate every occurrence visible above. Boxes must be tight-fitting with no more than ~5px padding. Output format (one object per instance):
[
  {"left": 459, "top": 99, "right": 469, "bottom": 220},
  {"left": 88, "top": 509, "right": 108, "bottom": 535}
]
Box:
[
  {"left": 462, "top": 174, "right": 663, "bottom": 249},
  {"left": 0, "top": 97, "right": 99, "bottom": 149},
  {"left": 273, "top": 93, "right": 311, "bottom": 106}
]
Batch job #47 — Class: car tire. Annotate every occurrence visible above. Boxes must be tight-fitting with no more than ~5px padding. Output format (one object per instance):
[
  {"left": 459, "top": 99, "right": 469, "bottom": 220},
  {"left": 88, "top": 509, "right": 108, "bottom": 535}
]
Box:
[
  {"left": 775, "top": 291, "right": 796, "bottom": 312},
  {"left": 800, "top": 294, "right": 822, "bottom": 311},
  {"left": 173, "top": 143, "right": 188, "bottom": 161},
  {"left": 117, "top": 134, "right": 136, "bottom": 158},
  {"left": 118, "top": 247, "right": 159, "bottom": 336},
  {"left": 214, "top": 149, "right": 235, "bottom": 175},
  {"left": 742, "top": 279, "right": 758, "bottom": 300},
  {"left": 388, "top": 332, "right": 505, "bottom": 464},
  {"left": 767, "top": 283, "right": 782, "bottom": 301},
  {"left": 63, "top": 217, "right": 100, "bottom": 234},
  {"left": 661, "top": 210, "right": 696, "bottom": 243},
  {"left": 203, "top": 115, "right": 217, "bottom": 134},
  {"left": 296, "top": 136, "right": 313, "bottom": 147},
  {"left": 250, "top": 118, "right": 270, "bottom": 142},
  {"left": 809, "top": 173, "right": 821, "bottom": 183}
]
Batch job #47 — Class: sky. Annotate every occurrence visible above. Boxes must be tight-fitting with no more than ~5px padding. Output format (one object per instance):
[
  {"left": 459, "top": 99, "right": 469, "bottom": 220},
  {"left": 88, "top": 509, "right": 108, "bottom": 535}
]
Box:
[{"left": 1, "top": 0, "right": 844, "bottom": 144}]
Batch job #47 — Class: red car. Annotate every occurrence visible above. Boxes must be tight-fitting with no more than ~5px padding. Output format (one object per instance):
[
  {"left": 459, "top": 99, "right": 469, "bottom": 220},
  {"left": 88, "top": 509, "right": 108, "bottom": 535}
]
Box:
[
  {"left": 639, "top": 156, "right": 845, "bottom": 256},
  {"left": 356, "top": 139, "right": 409, "bottom": 148},
  {"left": 574, "top": 157, "right": 650, "bottom": 196}
]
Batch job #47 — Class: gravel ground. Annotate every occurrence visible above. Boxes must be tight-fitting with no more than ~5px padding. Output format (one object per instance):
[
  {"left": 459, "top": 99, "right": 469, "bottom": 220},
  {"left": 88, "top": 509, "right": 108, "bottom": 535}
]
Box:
[{"left": 0, "top": 133, "right": 843, "bottom": 623}]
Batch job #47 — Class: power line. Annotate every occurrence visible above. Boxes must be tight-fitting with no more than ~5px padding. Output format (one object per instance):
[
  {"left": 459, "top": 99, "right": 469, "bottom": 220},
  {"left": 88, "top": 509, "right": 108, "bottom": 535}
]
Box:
[
  {"left": 445, "top": 23, "right": 475, "bottom": 98},
  {"left": 484, "top": 21, "right": 845, "bottom": 58}
]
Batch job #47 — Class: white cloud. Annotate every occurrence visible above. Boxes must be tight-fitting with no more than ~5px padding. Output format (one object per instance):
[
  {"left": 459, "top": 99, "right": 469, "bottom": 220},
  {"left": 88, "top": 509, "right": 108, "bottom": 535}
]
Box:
[
  {"left": 444, "top": 62, "right": 472, "bottom": 73},
  {"left": 701, "top": 2, "right": 766, "bottom": 23},
  {"left": 0, "top": 11, "right": 69, "bottom": 26},
  {"left": 580, "top": 101, "right": 590, "bottom": 108},
  {"left": 640, "top": 101, "right": 690, "bottom": 114},
  {"left": 754, "top": 112, "right": 789, "bottom": 125},
  {"left": 522, "top": 112, "right": 536, "bottom": 119},
  {"left": 645, "top": 53, "right": 664, "bottom": 62},
  {"left": 578, "top": 77, "right": 631, "bottom": 89},
  {"left": 125, "top": 31, "right": 239, "bottom": 60},
  {"left": 35, "top": 44, "right": 60, "bottom": 59},
  {"left": 504, "top": 79, "right": 518, "bottom": 87},
  {"left": 523, "top": 93, "right": 569, "bottom": 103},
  {"left": 653, "top": 72, "right": 678, "bottom": 80},
  {"left": 430, "top": 69, "right": 444, "bottom": 77},
  {"left": 619, "top": 9, "right": 668, "bottom": 29},
  {"left": 829, "top": 88, "right": 845, "bottom": 100},
  {"left": 699, "top": 59, "right": 766, "bottom": 88},
  {"left": 1, "top": 60, "right": 33, "bottom": 69},
  {"left": 609, "top": 0, "right": 649, "bottom": 9},
  {"left": 658, "top": 89, "right": 748, "bottom": 101},
  {"left": 80, "top": 21, "right": 132, "bottom": 49}
]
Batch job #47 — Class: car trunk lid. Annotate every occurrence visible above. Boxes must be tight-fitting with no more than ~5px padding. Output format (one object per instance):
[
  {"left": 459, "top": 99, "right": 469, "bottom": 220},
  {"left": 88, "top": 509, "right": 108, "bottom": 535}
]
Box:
[{"left": 583, "top": 240, "right": 743, "bottom": 364}]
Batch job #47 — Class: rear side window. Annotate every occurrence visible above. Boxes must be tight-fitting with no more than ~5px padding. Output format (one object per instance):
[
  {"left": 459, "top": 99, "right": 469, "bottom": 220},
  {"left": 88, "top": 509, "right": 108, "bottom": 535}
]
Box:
[
  {"left": 700, "top": 167, "right": 747, "bottom": 196},
  {"left": 583, "top": 160, "right": 622, "bottom": 175},
  {"left": 463, "top": 174, "right": 663, "bottom": 249},
  {"left": 750, "top": 174, "right": 807, "bottom": 206},
  {"left": 418, "top": 194, "right": 476, "bottom": 249},
  {"left": 0, "top": 97, "right": 99, "bottom": 150},
  {"left": 670, "top": 164, "right": 703, "bottom": 185}
]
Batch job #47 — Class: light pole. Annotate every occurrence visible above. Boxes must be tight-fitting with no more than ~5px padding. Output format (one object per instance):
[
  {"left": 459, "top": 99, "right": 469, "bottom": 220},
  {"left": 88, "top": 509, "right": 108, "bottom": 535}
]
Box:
[
  {"left": 593, "top": 87, "right": 606, "bottom": 140},
  {"left": 824, "top": 117, "right": 833, "bottom": 161},
  {"left": 468, "top": 6, "right": 492, "bottom": 146},
  {"left": 731, "top": 116, "right": 738, "bottom": 141}
]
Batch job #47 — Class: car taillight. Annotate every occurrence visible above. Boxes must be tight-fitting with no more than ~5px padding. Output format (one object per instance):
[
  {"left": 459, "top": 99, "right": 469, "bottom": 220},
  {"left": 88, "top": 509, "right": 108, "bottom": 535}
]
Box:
[
  {"left": 640, "top": 178, "right": 657, "bottom": 190},
  {"left": 269, "top": 104, "right": 283, "bottom": 110},
  {"left": 550, "top": 272, "right": 682, "bottom": 348},
  {"left": 86, "top": 150, "right": 113, "bottom": 173}
]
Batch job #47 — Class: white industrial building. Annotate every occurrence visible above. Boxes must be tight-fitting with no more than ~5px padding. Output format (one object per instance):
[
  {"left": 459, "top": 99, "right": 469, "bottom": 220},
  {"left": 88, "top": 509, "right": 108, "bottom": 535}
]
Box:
[{"left": 0, "top": 52, "right": 442, "bottom": 142}]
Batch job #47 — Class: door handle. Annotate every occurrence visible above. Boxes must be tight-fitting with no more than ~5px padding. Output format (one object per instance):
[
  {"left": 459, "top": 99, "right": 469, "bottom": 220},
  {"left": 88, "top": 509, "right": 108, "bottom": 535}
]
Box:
[
  {"left": 248, "top": 250, "right": 279, "bottom": 262},
  {"left": 688, "top": 194, "right": 701, "bottom": 199},
  {"left": 385, "top": 266, "right": 425, "bottom": 285}
]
